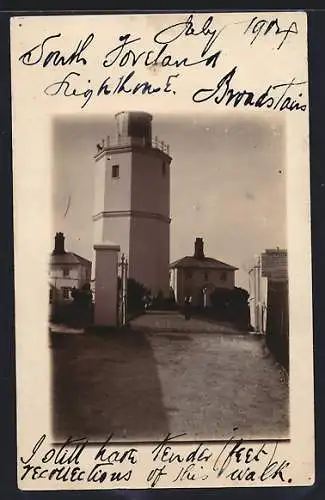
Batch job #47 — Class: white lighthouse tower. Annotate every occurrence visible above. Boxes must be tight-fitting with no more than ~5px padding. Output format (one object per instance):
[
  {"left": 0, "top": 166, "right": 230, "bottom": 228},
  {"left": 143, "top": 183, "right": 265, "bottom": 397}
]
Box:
[{"left": 93, "top": 111, "right": 172, "bottom": 296}]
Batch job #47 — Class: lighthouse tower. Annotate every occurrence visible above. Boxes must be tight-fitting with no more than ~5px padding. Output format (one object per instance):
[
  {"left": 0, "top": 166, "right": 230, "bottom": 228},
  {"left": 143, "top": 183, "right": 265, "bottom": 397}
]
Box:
[{"left": 93, "top": 111, "right": 172, "bottom": 296}]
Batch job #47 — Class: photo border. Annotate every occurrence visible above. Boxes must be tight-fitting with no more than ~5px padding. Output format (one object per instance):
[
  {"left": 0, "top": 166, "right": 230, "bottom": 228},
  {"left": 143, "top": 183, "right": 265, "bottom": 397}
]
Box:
[{"left": 1, "top": 5, "right": 324, "bottom": 499}]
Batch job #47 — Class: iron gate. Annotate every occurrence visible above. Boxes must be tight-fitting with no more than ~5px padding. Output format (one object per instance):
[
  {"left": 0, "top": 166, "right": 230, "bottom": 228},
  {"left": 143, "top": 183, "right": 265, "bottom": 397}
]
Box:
[{"left": 118, "top": 254, "right": 128, "bottom": 327}]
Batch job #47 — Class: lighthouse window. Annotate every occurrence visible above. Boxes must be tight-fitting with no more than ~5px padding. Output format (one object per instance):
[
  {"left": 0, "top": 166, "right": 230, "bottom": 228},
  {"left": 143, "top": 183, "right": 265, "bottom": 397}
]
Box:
[{"left": 112, "top": 164, "right": 119, "bottom": 178}]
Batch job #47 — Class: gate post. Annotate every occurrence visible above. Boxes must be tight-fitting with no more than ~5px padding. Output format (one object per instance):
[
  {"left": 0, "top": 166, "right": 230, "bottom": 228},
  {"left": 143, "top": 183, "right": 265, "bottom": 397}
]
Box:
[{"left": 93, "top": 241, "right": 120, "bottom": 327}]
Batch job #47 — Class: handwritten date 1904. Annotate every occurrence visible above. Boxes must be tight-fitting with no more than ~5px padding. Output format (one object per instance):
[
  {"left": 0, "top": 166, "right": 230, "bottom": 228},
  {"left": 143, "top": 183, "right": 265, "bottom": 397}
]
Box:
[{"left": 154, "top": 14, "right": 298, "bottom": 55}]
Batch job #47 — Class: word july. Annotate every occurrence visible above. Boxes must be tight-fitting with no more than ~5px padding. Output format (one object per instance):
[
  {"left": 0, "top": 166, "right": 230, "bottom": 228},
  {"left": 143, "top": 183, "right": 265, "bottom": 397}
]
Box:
[{"left": 153, "top": 14, "right": 297, "bottom": 57}]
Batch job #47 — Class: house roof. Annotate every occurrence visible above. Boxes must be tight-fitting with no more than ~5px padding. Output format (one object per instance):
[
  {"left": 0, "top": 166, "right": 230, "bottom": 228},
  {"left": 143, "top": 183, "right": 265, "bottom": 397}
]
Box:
[
  {"left": 170, "top": 256, "right": 238, "bottom": 271},
  {"left": 50, "top": 252, "right": 91, "bottom": 267}
]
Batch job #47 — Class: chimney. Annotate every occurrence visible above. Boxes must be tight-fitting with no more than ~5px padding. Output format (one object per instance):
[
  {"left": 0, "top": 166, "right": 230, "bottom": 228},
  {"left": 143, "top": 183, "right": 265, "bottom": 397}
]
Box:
[
  {"left": 194, "top": 237, "right": 205, "bottom": 259},
  {"left": 53, "top": 232, "right": 66, "bottom": 255}
]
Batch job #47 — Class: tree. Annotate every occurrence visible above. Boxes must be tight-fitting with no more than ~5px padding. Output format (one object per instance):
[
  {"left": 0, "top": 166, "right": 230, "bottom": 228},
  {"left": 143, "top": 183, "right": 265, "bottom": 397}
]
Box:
[
  {"left": 118, "top": 277, "right": 151, "bottom": 314},
  {"left": 71, "top": 283, "right": 93, "bottom": 308},
  {"left": 70, "top": 283, "right": 93, "bottom": 325}
]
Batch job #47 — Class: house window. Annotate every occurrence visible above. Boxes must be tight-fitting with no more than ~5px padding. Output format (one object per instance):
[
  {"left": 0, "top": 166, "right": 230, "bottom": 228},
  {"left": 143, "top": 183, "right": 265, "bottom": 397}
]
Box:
[
  {"left": 112, "top": 164, "right": 119, "bottom": 178},
  {"left": 220, "top": 271, "right": 227, "bottom": 281},
  {"left": 62, "top": 287, "right": 70, "bottom": 300},
  {"left": 185, "top": 270, "right": 193, "bottom": 279},
  {"left": 63, "top": 267, "right": 70, "bottom": 277},
  {"left": 49, "top": 288, "right": 53, "bottom": 304}
]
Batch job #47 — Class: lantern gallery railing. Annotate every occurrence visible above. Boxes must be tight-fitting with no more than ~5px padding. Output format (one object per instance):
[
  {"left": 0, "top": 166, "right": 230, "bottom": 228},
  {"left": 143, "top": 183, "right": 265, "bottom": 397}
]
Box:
[{"left": 95, "top": 136, "right": 170, "bottom": 155}]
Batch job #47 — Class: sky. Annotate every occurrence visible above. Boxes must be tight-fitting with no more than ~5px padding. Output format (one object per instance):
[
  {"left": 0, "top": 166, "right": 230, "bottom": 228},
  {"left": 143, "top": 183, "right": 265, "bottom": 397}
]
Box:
[{"left": 52, "top": 112, "right": 286, "bottom": 291}]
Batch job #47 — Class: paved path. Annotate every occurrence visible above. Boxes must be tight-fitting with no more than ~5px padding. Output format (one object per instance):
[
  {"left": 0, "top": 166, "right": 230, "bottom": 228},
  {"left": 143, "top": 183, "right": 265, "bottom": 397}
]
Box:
[
  {"left": 131, "top": 312, "right": 288, "bottom": 440},
  {"left": 50, "top": 323, "right": 84, "bottom": 334},
  {"left": 52, "top": 312, "right": 288, "bottom": 442},
  {"left": 131, "top": 311, "right": 249, "bottom": 334}
]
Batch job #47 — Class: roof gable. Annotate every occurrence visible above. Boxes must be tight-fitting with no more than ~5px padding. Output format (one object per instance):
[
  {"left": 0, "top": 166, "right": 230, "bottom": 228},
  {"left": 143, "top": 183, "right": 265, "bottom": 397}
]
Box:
[
  {"left": 170, "top": 256, "right": 238, "bottom": 271},
  {"left": 71, "top": 253, "right": 92, "bottom": 267},
  {"left": 50, "top": 252, "right": 91, "bottom": 266}
]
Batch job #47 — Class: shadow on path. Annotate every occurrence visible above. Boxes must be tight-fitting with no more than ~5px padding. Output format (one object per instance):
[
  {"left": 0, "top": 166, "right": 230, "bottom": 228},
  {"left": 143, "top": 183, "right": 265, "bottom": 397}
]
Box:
[{"left": 51, "top": 328, "right": 169, "bottom": 442}]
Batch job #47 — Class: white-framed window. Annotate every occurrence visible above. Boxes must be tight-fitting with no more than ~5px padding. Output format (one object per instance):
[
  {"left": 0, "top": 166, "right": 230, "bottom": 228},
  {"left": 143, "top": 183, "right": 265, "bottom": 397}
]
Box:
[
  {"left": 62, "top": 287, "right": 70, "bottom": 299},
  {"left": 63, "top": 267, "right": 70, "bottom": 277}
]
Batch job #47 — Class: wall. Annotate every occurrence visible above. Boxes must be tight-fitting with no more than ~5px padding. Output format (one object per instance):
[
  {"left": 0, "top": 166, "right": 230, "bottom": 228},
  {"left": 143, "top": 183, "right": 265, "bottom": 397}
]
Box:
[
  {"left": 92, "top": 149, "right": 132, "bottom": 279},
  {"left": 92, "top": 150, "right": 132, "bottom": 246},
  {"left": 50, "top": 266, "right": 80, "bottom": 281},
  {"left": 93, "top": 151, "right": 132, "bottom": 215},
  {"left": 249, "top": 276, "right": 268, "bottom": 332},
  {"left": 131, "top": 149, "right": 170, "bottom": 218},
  {"left": 50, "top": 264, "right": 91, "bottom": 301},
  {"left": 80, "top": 264, "right": 91, "bottom": 283},
  {"left": 173, "top": 268, "right": 235, "bottom": 305},
  {"left": 92, "top": 145, "right": 171, "bottom": 296},
  {"left": 130, "top": 217, "right": 169, "bottom": 295},
  {"left": 94, "top": 246, "right": 119, "bottom": 326},
  {"left": 93, "top": 154, "right": 107, "bottom": 217},
  {"left": 50, "top": 266, "right": 80, "bottom": 298},
  {"left": 129, "top": 149, "right": 170, "bottom": 295},
  {"left": 102, "top": 217, "right": 130, "bottom": 259},
  {"left": 265, "top": 279, "right": 289, "bottom": 371}
]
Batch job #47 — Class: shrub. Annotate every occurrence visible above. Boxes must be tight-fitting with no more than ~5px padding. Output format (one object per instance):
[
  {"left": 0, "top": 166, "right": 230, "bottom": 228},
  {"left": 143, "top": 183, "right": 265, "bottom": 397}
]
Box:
[
  {"left": 209, "top": 286, "right": 250, "bottom": 329},
  {"left": 118, "top": 278, "right": 151, "bottom": 314}
]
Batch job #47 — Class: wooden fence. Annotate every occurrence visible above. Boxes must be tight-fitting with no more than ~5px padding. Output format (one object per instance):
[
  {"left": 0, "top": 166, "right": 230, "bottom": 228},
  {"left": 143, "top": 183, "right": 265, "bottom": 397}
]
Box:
[{"left": 265, "top": 279, "right": 289, "bottom": 372}]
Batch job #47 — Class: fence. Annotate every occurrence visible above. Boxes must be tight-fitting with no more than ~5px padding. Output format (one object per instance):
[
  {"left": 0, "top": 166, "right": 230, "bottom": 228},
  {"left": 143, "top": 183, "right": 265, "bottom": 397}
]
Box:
[
  {"left": 265, "top": 279, "right": 289, "bottom": 371},
  {"left": 102, "top": 136, "right": 170, "bottom": 155}
]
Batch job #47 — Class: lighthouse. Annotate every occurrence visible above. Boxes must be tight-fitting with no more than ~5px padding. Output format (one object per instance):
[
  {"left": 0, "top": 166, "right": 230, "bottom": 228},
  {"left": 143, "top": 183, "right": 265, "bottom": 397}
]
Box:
[{"left": 93, "top": 111, "right": 172, "bottom": 296}]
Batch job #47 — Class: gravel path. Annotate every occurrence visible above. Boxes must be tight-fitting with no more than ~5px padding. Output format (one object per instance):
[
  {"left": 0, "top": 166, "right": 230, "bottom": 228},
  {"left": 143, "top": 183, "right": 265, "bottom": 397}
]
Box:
[
  {"left": 146, "top": 330, "right": 288, "bottom": 440},
  {"left": 52, "top": 312, "right": 288, "bottom": 442}
]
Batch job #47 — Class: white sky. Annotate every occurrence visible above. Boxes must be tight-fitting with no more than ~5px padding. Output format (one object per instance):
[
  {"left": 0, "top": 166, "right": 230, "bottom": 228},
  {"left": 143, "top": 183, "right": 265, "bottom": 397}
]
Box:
[{"left": 52, "top": 112, "right": 286, "bottom": 291}]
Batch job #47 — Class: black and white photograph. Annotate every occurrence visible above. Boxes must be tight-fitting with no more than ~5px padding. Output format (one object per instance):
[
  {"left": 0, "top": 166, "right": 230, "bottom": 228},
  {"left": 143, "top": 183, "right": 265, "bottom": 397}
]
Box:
[
  {"left": 11, "top": 12, "right": 314, "bottom": 489},
  {"left": 50, "top": 111, "right": 289, "bottom": 442}
]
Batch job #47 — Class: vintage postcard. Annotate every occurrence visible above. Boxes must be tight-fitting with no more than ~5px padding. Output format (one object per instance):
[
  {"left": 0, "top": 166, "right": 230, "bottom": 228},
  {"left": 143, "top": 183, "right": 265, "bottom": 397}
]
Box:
[{"left": 11, "top": 11, "right": 314, "bottom": 490}]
